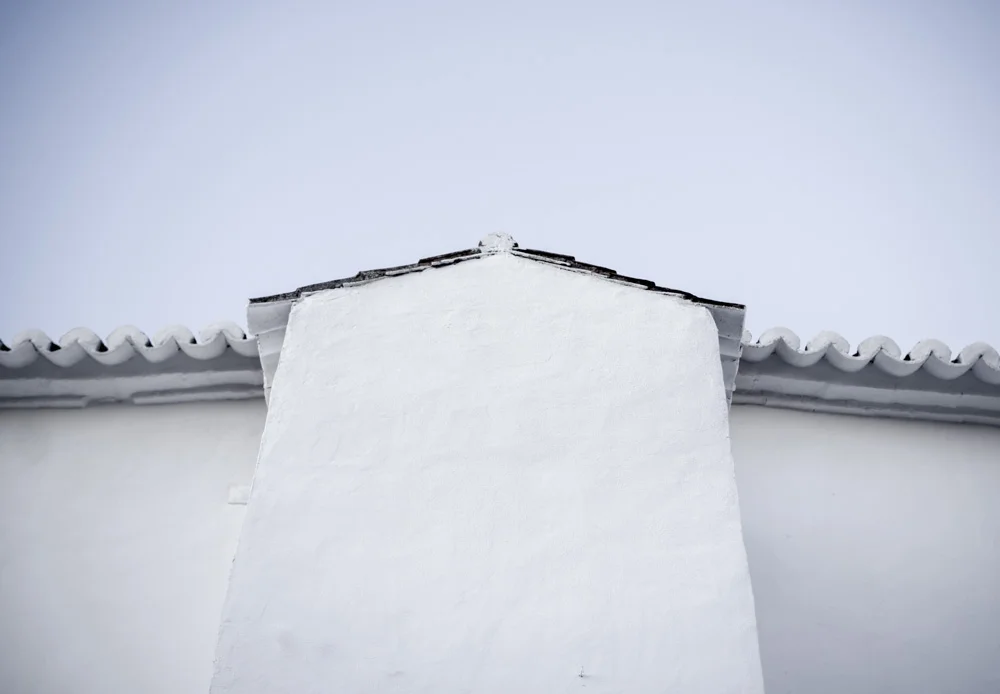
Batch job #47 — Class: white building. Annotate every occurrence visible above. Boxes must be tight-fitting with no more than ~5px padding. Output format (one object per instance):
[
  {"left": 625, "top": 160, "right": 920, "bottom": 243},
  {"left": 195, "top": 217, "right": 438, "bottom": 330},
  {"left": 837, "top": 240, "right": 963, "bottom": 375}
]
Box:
[{"left": 2, "top": 235, "right": 998, "bottom": 694}]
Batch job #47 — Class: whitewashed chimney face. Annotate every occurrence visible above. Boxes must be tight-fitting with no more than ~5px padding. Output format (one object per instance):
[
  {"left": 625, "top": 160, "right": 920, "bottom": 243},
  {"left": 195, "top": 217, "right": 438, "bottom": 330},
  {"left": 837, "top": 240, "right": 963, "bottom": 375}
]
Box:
[{"left": 211, "top": 249, "right": 764, "bottom": 693}]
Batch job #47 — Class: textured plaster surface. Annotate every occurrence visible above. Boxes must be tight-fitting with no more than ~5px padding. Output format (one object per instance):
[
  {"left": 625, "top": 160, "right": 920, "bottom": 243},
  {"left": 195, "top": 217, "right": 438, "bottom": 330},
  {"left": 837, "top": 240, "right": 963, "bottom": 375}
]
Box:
[
  {"left": 211, "top": 254, "right": 764, "bottom": 694},
  {"left": 0, "top": 401, "right": 266, "bottom": 694},
  {"left": 731, "top": 406, "right": 1000, "bottom": 694}
]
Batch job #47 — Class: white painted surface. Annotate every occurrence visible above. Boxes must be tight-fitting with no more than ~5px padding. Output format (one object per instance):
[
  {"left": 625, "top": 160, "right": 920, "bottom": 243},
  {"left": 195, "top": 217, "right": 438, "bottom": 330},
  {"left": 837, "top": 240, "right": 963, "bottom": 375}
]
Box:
[
  {"left": 2, "top": 317, "right": 997, "bottom": 693},
  {"left": 0, "top": 400, "right": 266, "bottom": 694},
  {"left": 731, "top": 406, "right": 1000, "bottom": 694},
  {"left": 211, "top": 254, "right": 764, "bottom": 693}
]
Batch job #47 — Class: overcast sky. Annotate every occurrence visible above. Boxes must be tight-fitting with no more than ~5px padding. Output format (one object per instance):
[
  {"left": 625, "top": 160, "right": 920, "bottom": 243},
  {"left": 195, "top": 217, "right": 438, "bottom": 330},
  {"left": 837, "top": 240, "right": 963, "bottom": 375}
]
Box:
[{"left": 1, "top": 1, "right": 998, "bottom": 353}]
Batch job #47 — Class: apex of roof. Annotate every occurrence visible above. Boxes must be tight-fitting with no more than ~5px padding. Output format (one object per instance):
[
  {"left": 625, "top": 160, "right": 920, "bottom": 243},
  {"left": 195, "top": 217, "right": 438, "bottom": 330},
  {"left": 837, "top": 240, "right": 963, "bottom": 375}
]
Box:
[
  {"left": 478, "top": 232, "right": 517, "bottom": 253},
  {"left": 246, "top": 236, "right": 747, "bottom": 405},
  {"left": 249, "top": 234, "right": 744, "bottom": 310}
]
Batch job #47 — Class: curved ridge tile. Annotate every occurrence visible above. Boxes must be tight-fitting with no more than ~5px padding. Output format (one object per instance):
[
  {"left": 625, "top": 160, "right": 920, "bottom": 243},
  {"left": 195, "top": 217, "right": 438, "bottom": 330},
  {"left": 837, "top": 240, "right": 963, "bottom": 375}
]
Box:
[
  {"left": 0, "top": 340, "right": 40, "bottom": 368},
  {"left": 200, "top": 321, "right": 249, "bottom": 341},
  {"left": 201, "top": 322, "right": 259, "bottom": 358},
  {"left": 2, "top": 329, "right": 64, "bottom": 368},
  {"left": 907, "top": 339, "right": 952, "bottom": 363},
  {"left": 59, "top": 327, "right": 104, "bottom": 350},
  {"left": 847, "top": 336, "right": 900, "bottom": 376},
  {"left": 0, "top": 323, "right": 260, "bottom": 370},
  {"left": 805, "top": 331, "right": 851, "bottom": 354},
  {"left": 142, "top": 325, "right": 190, "bottom": 363},
  {"left": 46, "top": 328, "right": 98, "bottom": 368},
  {"left": 758, "top": 327, "right": 801, "bottom": 350},
  {"left": 105, "top": 325, "right": 153, "bottom": 350},
  {"left": 739, "top": 327, "right": 798, "bottom": 363},
  {"left": 958, "top": 343, "right": 1000, "bottom": 385},
  {"left": 12, "top": 329, "right": 56, "bottom": 351},
  {"left": 806, "top": 331, "right": 869, "bottom": 373},
  {"left": 97, "top": 325, "right": 152, "bottom": 365},
  {"left": 959, "top": 342, "right": 1000, "bottom": 367},
  {"left": 856, "top": 335, "right": 901, "bottom": 359},
  {"left": 185, "top": 330, "right": 230, "bottom": 360},
  {"left": 742, "top": 329, "right": 1000, "bottom": 386}
]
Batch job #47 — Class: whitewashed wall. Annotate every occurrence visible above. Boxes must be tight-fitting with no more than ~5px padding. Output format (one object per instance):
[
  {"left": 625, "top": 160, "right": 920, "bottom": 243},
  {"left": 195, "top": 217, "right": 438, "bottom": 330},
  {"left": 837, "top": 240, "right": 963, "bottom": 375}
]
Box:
[
  {"left": 731, "top": 406, "right": 1000, "bottom": 694},
  {"left": 212, "top": 255, "right": 764, "bottom": 694},
  {"left": 2, "top": 387, "right": 998, "bottom": 693},
  {"left": 0, "top": 401, "right": 266, "bottom": 694}
]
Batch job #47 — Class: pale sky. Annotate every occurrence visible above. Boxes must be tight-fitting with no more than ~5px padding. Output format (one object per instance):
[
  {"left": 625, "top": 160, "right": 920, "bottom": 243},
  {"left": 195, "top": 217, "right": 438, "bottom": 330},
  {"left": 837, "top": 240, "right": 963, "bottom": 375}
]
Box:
[{"left": 1, "top": 0, "right": 998, "bottom": 352}]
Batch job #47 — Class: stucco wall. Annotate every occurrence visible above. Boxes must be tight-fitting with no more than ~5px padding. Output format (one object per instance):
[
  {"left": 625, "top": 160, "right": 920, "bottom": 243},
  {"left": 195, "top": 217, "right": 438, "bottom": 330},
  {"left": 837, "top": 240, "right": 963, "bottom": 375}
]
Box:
[
  {"left": 211, "top": 254, "right": 764, "bottom": 694},
  {"left": 730, "top": 405, "right": 1000, "bottom": 694},
  {"left": 0, "top": 400, "right": 266, "bottom": 694},
  {"left": 2, "top": 377, "right": 998, "bottom": 693}
]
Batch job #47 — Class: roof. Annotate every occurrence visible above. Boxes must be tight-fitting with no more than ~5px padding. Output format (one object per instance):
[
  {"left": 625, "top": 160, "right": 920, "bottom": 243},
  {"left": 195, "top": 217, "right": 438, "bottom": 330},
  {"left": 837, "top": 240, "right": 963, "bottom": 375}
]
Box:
[
  {"left": 737, "top": 328, "right": 1000, "bottom": 426},
  {"left": 3, "top": 236, "right": 999, "bottom": 425},
  {"left": 0, "top": 324, "right": 262, "bottom": 408},
  {"left": 250, "top": 233, "right": 744, "bottom": 311},
  {"left": 245, "top": 234, "right": 746, "bottom": 404}
]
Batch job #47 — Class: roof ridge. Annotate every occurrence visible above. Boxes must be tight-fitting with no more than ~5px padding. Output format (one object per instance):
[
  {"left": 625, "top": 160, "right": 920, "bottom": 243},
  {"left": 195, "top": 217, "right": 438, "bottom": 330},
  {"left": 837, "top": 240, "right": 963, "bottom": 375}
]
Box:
[{"left": 249, "top": 238, "right": 746, "bottom": 311}]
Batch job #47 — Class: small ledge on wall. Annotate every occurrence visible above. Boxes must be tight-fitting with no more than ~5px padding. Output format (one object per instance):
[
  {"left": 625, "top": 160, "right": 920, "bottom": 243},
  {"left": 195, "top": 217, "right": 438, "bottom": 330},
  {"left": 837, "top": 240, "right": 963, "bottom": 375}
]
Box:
[
  {"left": 0, "top": 373, "right": 265, "bottom": 409},
  {"left": 228, "top": 485, "right": 251, "bottom": 505}
]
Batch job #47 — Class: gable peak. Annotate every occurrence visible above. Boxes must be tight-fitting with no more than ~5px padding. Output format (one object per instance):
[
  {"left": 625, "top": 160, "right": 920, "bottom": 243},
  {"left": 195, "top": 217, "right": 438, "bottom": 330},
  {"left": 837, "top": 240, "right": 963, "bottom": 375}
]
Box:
[{"left": 478, "top": 232, "right": 517, "bottom": 254}]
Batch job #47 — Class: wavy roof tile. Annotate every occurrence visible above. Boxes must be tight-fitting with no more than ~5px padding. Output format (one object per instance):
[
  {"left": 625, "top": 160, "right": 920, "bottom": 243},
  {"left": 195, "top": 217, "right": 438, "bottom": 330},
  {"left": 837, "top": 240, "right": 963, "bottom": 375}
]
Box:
[
  {"left": 742, "top": 328, "right": 1000, "bottom": 384},
  {"left": 0, "top": 322, "right": 259, "bottom": 369},
  {"left": 5, "top": 322, "right": 998, "bottom": 424},
  {"left": 736, "top": 329, "right": 1000, "bottom": 426},
  {"left": 0, "top": 323, "right": 263, "bottom": 408}
]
